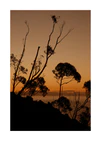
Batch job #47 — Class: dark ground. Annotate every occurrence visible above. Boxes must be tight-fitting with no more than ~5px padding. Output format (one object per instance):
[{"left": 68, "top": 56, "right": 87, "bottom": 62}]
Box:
[{"left": 10, "top": 92, "right": 90, "bottom": 131}]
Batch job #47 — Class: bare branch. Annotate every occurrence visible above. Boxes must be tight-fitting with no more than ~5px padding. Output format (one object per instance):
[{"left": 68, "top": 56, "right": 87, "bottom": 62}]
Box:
[
  {"left": 33, "top": 21, "right": 73, "bottom": 81},
  {"left": 23, "top": 21, "right": 30, "bottom": 48},
  {"left": 12, "top": 21, "right": 29, "bottom": 92},
  {"left": 72, "top": 93, "right": 90, "bottom": 119},
  {"left": 56, "top": 80, "right": 60, "bottom": 85},
  {"left": 62, "top": 77, "right": 74, "bottom": 85},
  {"left": 31, "top": 67, "right": 41, "bottom": 80},
  {"left": 53, "top": 22, "right": 65, "bottom": 51},
  {"left": 47, "top": 22, "right": 55, "bottom": 47},
  {"left": 58, "top": 28, "right": 74, "bottom": 44},
  {"left": 15, "top": 81, "right": 20, "bottom": 87},
  {"left": 33, "top": 58, "right": 48, "bottom": 81},
  {"left": 18, "top": 22, "right": 55, "bottom": 95},
  {"left": 28, "top": 46, "right": 40, "bottom": 81},
  {"left": 77, "top": 95, "right": 90, "bottom": 111},
  {"left": 32, "top": 23, "right": 56, "bottom": 80},
  {"left": 17, "top": 17, "right": 73, "bottom": 96},
  {"left": 62, "top": 76, "right": 74, "bottom": 81}
]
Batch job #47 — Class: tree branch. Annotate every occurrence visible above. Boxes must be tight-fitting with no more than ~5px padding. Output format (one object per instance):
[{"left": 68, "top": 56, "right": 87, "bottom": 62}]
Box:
[
  {"left": 31, "top": 68, "right": 41, "bottom": 80},
  {"left": 17, "top": 17, "right": 73, "bottom": 96},
  {"left": 77, "top": 95, "right": 90, "bottom": 111},
  {"left": 62, "top": 77, "right": 74, "bottom": 85},
  {"left": 47, "top": 22, "right": 55, "bottom": 47},
  {"left": 53, "top": 22, "right": 65, "bottom": 51},
  {"left": 18, "top": 22, "right": 55, "bottom": 95},
  {"left": 58, "top": 28, "right": 74, "bottom": 44},
  {"left": 32, "top": 22, "right": 56, "bottom": 80},
  {"left": 32, "top": 58, "right": 48, "bottom": 81},
  {"left": 12, "top": 21, "right": 29, "bottom": 92},
  {"left": 28, "top": 46, "right": 40, "bottom": 81},
  {"left": 56, "top": 80, "right": 60, "bottom": 85},
  {"left": 15, "top": 81, "right": 20, "bottom": 87},
  {"left": 72, "top": 94, "right": 90, "bottom": 119}
]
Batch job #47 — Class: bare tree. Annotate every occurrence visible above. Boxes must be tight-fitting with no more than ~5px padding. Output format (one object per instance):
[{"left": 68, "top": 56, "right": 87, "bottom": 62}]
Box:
[
  {"left": 11, "top": 15, "right": 73, "bottom": 96},
  {"left": 11, "top": 21, "right": 29, "bottom": 93}
]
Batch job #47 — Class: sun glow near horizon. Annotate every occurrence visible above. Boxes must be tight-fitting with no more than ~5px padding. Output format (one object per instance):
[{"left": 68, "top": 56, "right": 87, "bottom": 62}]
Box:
[{"left": 10, "top": 10, "right": 90, "bottom": 94}]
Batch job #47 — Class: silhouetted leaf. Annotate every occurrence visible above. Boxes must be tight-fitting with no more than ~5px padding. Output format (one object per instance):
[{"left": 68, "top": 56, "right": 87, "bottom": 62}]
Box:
[
  {"left": 16, "top": 76, "right": 26, "bottom": 84},
  {"left": 51, "top": 15, "right": 57, "bottom": 23},
  {"left": 19, "top": 65, "right": 28, "bottom": 74}
]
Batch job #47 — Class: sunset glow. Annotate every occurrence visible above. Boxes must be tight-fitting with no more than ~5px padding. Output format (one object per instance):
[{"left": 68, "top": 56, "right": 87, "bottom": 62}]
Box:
[{"left": 10, "top": 10, "right": 90, "bottom": 93}]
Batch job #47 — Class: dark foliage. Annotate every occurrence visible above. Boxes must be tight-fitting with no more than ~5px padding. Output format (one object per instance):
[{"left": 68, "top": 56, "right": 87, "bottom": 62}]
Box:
[
  {"left": 83, "top": 80, "right": 91, "bottom": 93},
  {"left": 51, "top": 15, "right": 57, "bottom": 23},
  {"left": 79, "top": 107, "right": 90, "bottom": 126},
  {"left": 25, "top": 77, "right": 49, "bottom": 97},
  {"left": 52, "top": 62, "right": 81, "bottom": 97},
  {"left": 52, "top": 96, "right": 72, "bottom": 113},
  {"left": 53, "top": 62, "right": 81, "bottom": 81},
  {"left": 16, "top": 76, "right": 26, "bottom": 84},
  {"left": 10, "top": 92, "right": 90, "bottom": 131}
]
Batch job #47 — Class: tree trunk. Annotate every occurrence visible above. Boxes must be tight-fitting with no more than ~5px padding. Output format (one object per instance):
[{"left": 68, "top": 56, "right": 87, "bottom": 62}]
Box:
[
  {"left": 59, "top": 78, "right": 62, "bottom": 98},
  {"left": 59, "top": 84, "right": 62, "bottom": 98},
  {"left": 12, "top": 81, "right": 15, "bottom": 93}
]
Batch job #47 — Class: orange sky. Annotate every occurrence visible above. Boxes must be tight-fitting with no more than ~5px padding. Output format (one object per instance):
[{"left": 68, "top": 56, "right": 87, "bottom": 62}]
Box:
[{"left": 10, "top": 10, "right": 90, "bottom": 93}]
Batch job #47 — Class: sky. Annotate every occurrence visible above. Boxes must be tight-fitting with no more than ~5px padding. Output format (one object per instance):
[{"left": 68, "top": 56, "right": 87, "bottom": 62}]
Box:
[{"left": 10, "top": 10, "right": 90, "bottom": 93}]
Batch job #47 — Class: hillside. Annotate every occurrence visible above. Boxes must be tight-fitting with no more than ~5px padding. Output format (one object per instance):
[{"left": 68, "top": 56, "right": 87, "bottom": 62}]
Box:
[{"left": 10, "top": 92, "right": 90, "bottom": 131}]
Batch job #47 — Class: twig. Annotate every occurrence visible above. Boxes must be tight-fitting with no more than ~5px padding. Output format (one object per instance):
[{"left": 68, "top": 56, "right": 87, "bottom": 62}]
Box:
[
  {"left": 58, "top": 28, "right": 74, "bottom": 44},
  {"left": 53, "top": 22, "right": 65, "bottom": 51}
]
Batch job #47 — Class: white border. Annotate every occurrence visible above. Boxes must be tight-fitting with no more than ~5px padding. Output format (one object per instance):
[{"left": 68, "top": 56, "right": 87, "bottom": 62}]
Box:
[{"left": 0, "top": 0, "right": 101, "bottom": 141}]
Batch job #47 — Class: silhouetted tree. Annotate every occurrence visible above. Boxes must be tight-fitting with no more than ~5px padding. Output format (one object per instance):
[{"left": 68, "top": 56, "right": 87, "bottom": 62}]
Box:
[
  {"left": 52, "top": 62, "right": 81, "bottom": 98},
  {"left": 11, "top": 15, "right": 72, "bottom": 95},
  {"left": 11, "top": 21, "right": 29, "bottom": 93},
  {"left": 83, "top": 80, "right": 91, "bottom": 97},
  {"left": 72, "top": 80, "right": 91, "bottom": 120},
  {"left": 10, "top": 53, "right": 28, "bottom": 92},
  {"left": 78, "top": 106, "right": 90, "bottom": 126},
  {"left": 52, "top": 96, "right": 72, "bottom": 115},
  {"left": 11, "top": 15, "right": 73, "bottom": 97},
  {"left": 23, "top": 77, "right": 49, "bottom": 97}
]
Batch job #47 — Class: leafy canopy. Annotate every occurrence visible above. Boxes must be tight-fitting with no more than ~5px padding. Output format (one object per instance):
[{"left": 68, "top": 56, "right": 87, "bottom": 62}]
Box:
[
  {"left": 83, "top": 80, "right": 91, "bottom": 92},
  {"left": 53, "top": 62, "right": 81, "bottom": 82}
]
